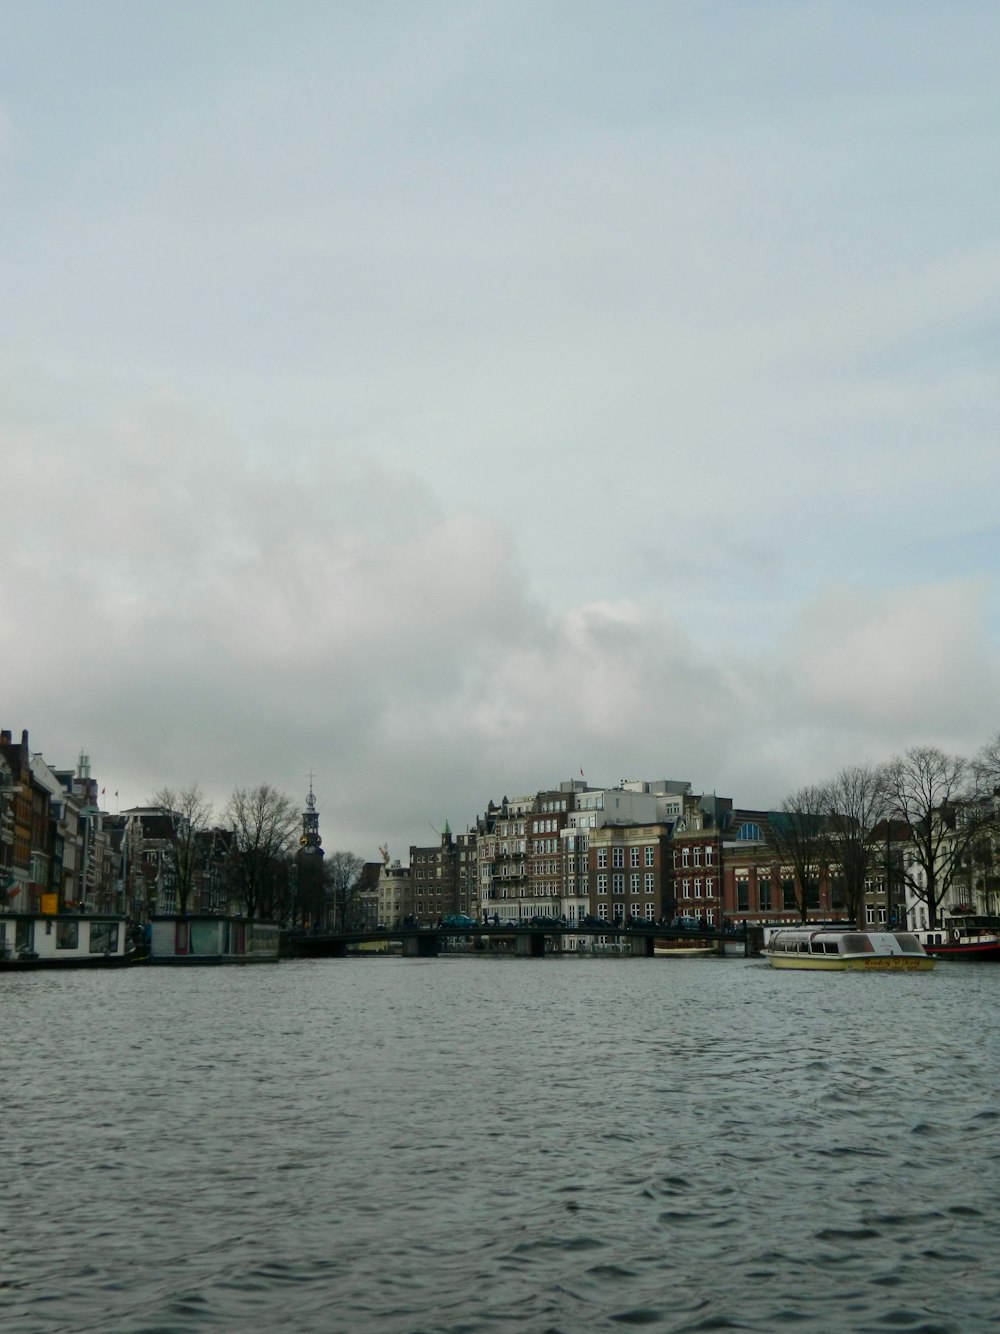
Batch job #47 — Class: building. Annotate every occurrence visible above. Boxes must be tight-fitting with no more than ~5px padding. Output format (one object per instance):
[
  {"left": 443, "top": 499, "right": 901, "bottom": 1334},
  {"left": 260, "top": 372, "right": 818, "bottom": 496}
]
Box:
[
  {"left": 408, "top": 824, "right": 476, "bottom": 923},
  {"left": 668, "top": 793, "right": 730, "bottom": 927},
  {"left": 588, "top": 822, "right": 673, "bottom": 925},
  {"left": 375, "top": 856, "right": 411, "bottom": 928}
]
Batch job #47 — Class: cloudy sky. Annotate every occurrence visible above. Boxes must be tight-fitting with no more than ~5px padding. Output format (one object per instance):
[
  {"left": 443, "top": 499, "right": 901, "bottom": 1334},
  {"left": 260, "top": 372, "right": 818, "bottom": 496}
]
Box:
[{"left": 3, "top": 2, "right": 999, "bottom": 858}]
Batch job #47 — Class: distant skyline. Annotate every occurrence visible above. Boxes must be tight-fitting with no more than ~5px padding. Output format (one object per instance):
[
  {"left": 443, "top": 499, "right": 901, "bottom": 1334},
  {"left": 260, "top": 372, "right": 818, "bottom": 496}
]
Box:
[{"left": 3, "top": 3, "right": 999, "bottom": 859}]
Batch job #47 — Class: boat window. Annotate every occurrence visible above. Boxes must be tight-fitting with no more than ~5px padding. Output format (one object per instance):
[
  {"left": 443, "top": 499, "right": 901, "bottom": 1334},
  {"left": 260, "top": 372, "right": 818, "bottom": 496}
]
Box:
[
  {"left": 823, "top": 942, "right": 840, "bottom": 953},
  {"left": 841, "top": 933, "right": 874, "bottom": 953},
  {"left": 89, "top": 921, "right": 119, "bottom": 954},
  {"left": 894, "top": 933, "right": 921, "bottom": 953},
  {"left": 56, "top": 920, "right": 80, "bottom": 950}
]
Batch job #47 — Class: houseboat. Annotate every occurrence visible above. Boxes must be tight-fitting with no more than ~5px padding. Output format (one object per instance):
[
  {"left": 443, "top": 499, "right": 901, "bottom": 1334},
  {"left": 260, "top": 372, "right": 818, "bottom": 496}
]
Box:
[
  {"left": 765, "top": 927, "right": 935, "bottom": 971},
  {"left": 910, "top": 916, "right": 1000, "bottom": 962},
  {"left": 0, "top": 911, "right": 135, "bottom": 969},
  {"left": 149, "top": 915, "right": 280, "bottom": 964}
]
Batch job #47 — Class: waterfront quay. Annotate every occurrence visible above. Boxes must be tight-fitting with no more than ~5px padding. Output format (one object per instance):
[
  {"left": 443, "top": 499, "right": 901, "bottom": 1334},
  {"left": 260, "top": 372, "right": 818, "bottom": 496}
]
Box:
[{"left": 286, "top": 920, "right": 753, "bottom": 958}]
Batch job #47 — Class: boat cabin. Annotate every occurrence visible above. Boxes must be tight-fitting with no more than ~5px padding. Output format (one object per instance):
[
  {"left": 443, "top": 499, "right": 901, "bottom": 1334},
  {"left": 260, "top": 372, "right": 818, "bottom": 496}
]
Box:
[
  {"left": 0, "top": 912, "right": 130, "bottom": 967},
  {"left": 149, "top": 915, "right": 280, "bottom": 964}
]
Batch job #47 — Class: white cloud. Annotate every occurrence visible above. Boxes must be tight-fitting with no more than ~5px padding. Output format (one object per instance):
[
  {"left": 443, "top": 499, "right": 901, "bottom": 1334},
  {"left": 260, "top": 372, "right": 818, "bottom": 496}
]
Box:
[
  {"left": 787, "top": 579, "right": 997, "bottom": 743},
  {"left": 4, "top": 6, "right": 1000, "bottom": 851}
]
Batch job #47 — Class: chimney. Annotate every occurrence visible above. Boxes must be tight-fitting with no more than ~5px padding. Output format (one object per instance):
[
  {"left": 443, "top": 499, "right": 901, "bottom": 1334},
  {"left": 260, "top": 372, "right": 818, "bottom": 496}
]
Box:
[{"left": 0, "top": 731, "right": 10, "bottom": 745}]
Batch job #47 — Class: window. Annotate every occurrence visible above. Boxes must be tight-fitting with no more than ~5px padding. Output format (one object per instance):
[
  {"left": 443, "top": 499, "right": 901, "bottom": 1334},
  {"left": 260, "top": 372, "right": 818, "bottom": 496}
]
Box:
[
  {"left": 682, "top": 879, "right": 691, "bottom": 899},
  {"left": 645, "top": 873, "right": 654, "bottom": 893},
  {"left": 612, "top": 874, "right": 624, "bottom": 895},
  {"left": 598, "top": 904, "right": 608, "bottom": 920},
  {"left": 693, "top": 846, "right": 702, "bottom": 866},
  {"left": 612, "top": 848, "right": 624, "bottom": 868},
  {"left": 737, "top": 879, "right": 749, "bottom": 911},
  {"left": 597, "top": 849, "right": 607, "bottom": 869},
  {"left": 782, "top": 878, "right": 796, "bottom": 911},
  {"left": 645, "top": 846, "right": 655, "bottom": 866},
  {"left": 694, "top": 877, "right": 702, "bottom": 898},
  {"left": 89, "top": 922, "right": 119, "bottom": 954},
  {"left": 630, "top": 874, "right": 640, "bottom": 894},
  {"left": 757, "top": 876, "right": 771, "bottom": 912},
  {"left": 705, "top": 846, "right": 713, "bottom": 866},
  {"left": 737, "top": 823, "right": 762, "bottom": 841},
  {"left": 645, "top": 903, "right": 655, "bottom": 921},
  {"left": 682, "top": 848, "right": 690, "bottom": 867},
  {"left": 597, "top": 874, "right": 607, "bottom": 895},
  {"left": 630, "top": 848, "right": 640, "bottom": 867},
  {"left": 56, "top": 921, "right": 79, "bottom": 950}
]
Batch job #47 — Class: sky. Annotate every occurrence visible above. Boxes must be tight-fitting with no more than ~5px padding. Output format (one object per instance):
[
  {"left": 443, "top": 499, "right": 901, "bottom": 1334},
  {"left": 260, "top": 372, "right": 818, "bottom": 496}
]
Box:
[{"left": 3, "top": 2, "right": 1000, "bottom": 859}]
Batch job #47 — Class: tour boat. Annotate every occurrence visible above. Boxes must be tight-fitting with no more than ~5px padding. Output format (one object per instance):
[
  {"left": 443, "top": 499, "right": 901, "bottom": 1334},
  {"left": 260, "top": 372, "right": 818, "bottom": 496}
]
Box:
[
  {"left": 765, "top": 927, "right": 935, "bottom": 971},
  {"left": 910, "top": 916, "right": 1000, "bottom": 962},
  {"left": 0, "top": 911, "right": 136, "bottom": 969}
]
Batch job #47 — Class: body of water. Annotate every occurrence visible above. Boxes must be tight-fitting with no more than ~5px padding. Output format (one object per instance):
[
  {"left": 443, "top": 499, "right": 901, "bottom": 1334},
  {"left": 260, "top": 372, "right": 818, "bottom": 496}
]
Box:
[{"left": 2, "top": 955, "right": 997, "bottom": 1332}]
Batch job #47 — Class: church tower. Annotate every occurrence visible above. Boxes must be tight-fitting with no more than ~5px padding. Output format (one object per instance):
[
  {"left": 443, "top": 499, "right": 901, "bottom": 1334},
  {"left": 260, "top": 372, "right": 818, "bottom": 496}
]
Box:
[{"left": 295, "top": 777, "right": 326, "bottom": 927}]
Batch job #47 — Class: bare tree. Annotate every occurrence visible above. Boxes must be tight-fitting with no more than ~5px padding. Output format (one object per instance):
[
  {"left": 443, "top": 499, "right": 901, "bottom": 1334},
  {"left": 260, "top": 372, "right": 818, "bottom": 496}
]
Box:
[
  {"left": 225, "top": 785, "right": 299, "bottom": 920},
  {"left": 966, "top": 734, "right": 1000, "bottom": 913},
  {"left": 151, "top": 784, "right": 213, "bottom": 917},
  {"left": 766, "top": 786, "right": 830, "bottom": 922},
  {"left": 822, "top": 764, "right": 889, "bottom": 929},
  {"left": 974, "top": 732, "right": 1000, "bottom": 793},
  {"left": 325, "top": 851, "right": 365, "bottom": 932},
  {"left": 883, "top": 746, "right": 982, "bottom": 928}
]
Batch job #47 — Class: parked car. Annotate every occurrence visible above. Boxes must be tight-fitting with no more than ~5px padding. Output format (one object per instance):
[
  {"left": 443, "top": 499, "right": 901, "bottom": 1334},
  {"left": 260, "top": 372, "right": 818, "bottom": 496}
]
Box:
[
  {"left": 529, "top": 914, "right": 566, "bottom": 927},
  {"left": 669, "top": 915, "right": 702, "bottom": 932},
  {"left": 442, "top": 913, "right": 476, "bottom": 928},
  {"left": 580, "top": 914, "right": 605, "bottom": 927}
]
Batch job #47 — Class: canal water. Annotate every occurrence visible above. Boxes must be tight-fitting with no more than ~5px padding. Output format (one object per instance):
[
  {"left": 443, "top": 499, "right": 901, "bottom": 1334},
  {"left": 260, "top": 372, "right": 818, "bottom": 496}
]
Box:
[{"left": 2, "top": 955, "right": 997, "bottom": 1333}]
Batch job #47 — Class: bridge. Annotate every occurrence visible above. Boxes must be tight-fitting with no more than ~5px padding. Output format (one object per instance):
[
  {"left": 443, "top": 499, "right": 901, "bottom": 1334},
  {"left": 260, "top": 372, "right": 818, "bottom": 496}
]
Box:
[{"left": 285, "top": 922, "right": 751, "bottom": 959}]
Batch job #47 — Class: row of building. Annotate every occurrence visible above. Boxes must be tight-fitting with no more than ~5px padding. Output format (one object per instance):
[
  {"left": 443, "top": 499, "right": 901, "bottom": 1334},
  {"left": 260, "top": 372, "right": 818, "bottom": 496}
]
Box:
[
  {"left": 0, "top": 730, "right": 233, "bottom": 921},
  {"left": 3, "top": 724, "right": 989, "bottom": 935},
  {"left": 378, "top": 775, "right": 987, "bottom": 939}
]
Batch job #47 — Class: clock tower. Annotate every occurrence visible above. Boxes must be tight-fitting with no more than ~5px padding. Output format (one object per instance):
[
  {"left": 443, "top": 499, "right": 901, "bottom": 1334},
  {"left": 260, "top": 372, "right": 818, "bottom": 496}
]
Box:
[{"left": 295, "top": 776, "right": 326, "bottom": 926}]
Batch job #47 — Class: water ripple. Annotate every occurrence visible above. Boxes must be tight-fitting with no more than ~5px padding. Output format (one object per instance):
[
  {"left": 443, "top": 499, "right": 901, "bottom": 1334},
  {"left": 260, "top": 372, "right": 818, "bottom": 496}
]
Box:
[{"left": 1, "top": 959, "right": 999, "bottom": 1331}]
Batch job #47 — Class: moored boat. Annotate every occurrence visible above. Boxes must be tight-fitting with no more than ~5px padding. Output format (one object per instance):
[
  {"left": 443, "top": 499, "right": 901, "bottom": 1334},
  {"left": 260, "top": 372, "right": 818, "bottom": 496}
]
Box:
[
  {"left": 0, "top": 911, "right": 137, "bottom": 969},
  {"left": 654, "top": 940, "right": 717, "bottom": 957},
  {"left": 149, "top": 915, "right": 280, "bottom": 964},
  {"left": 911, "top": 916, "right": 1000, "bottom": 962},
  {"left": 765, "top": 927, "right": 934, "bottom": 971}
]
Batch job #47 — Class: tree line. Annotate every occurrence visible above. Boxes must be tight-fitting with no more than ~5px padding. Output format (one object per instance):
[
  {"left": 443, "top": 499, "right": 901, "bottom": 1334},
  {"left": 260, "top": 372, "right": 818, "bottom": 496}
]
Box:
[
  {"left": 769, "top": 737, "right": 1000, "bottom": 928},
  {"left": 148, "top": 734, "right": 1000, "bottom": 931},
  {"left": 149, "top": 783, "right": 365, "bottom": 928}
]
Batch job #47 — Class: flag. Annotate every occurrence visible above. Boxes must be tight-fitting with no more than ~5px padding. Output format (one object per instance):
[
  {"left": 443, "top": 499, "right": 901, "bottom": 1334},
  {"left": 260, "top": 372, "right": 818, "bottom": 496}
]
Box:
[
  {"left": 101, "top": 787, "right": 106, "bottom": 795},
  {"left": 579, "top": 768, "right": 584, "bottom": 776},
  {"left": 115, "top": 790, "right": 119, "bottom": 798}
]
